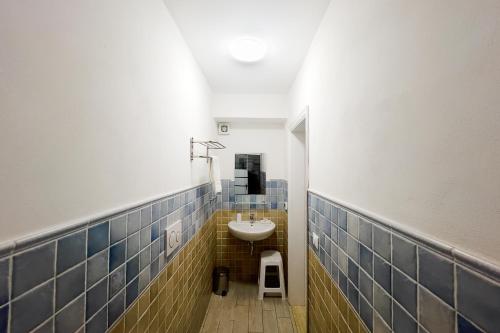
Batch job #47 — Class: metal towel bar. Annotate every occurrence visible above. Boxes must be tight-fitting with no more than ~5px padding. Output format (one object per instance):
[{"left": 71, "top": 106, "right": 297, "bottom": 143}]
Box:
[{"left": 190, "top": 137, "right": 226, "bottom": 162}]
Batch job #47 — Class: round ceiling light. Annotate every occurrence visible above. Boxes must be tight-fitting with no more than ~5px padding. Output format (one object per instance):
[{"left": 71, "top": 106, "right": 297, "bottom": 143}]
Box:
[{"left": 228, "top": 37, "right": 267, "bottom": 63}]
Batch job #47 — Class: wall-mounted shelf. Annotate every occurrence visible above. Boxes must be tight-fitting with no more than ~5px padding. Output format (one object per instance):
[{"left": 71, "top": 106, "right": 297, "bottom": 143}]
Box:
[{"left": 190, "top": 137, "right": 226, "bottom": 162}]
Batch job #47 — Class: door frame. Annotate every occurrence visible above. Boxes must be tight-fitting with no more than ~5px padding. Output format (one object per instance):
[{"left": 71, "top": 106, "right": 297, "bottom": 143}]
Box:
[{"left": 287, "top": 105, "right": 309, "bottom": 305}]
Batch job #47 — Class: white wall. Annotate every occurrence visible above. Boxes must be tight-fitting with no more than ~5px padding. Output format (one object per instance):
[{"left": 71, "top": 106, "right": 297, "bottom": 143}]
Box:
[
  {"left": 289, "top": 0, "right": 500, "bottom": 265},
  {"left": 213, "top": 122, "right": 287, "bottom": 180},
  {"left": 212, "top": 93, "right": 288, "bottom": 120},
  {"left": 0, "top": 0, "right": 213, "bottom": 243},
  {"left": 211, "top": 94, "right": 288, "bottom": 180}
]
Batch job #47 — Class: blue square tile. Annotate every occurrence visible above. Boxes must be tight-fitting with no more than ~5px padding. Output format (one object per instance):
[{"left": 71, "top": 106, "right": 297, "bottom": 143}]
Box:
[
  {"left": 56, "top": 262, "right": 85, "bottom": 311},
  {"left": 331, "top": 263, "right": 339, "bottom": 283},
  {"left": 324, "top": 238, "right": 331, "bottom": 256},
  {"left": 338, "top": 249, "right": 348, "bottom": 275},
  {"left": 393, "top": 268, "right": 417, "bottom": 318},
  {"left": 139, "top": 246, "right": 151, "bottom": 271},
  {"left": 331, "top": 225, "right": 338, "bottom": 243},
  {"left": 359, "top": 218, "right": 372, "bottom": 249},
  {"left": 109, "top": 240, "right": 126, "bottom": 272},
  {"left": 127, "top": 210, "right": 141, "bottom": 236},
  {"left": 360, "top": 296, "right": 373, "bottom": 331},
  {"left": 338, "top": 229, "right": 347, "bottom": 252},
  {"left": 331, "top": 206, "right": 338, "bottom": 225},
  {"left": 374, "top": 282, "right": 391, "bottom": 329},
  {"left": 87, "top": 249, "right": 108, "bottom": 288},
  {"left": 347, "top": 236, "right": 359, "bottom": 263},
  {"left": 373, "top": 225, "right": 391, "bottom": 262},
  {"left": 150, "top": 258, "right": 159, "bottom": 279},
  {"left": 326, "top": 255, "right": 333, "bottom": 276},
  {"left": 348, "top": 259, "right": 359, "bottom": 287},
  {"left": 347, "top": 212, "right": 359, "bottom": 239},
  {"left": 320, "top": 217, "right": 331, "bottom": 238},
  {"left": 457, "top": 314, "right": 482, "bottom": 333},
  {"left": 140, "top": 226, "right": 151, "bottom": 250},
  {"left": 374, "top": 254, "right": 391, "bottom": 294},
  {"left": 140, "top": 206, "right": 152, "bottom": 228},
  {"left": 392, "top": 234, "right": 416, "bottom": 279},
  {"left": 348, "top": 281, "right": 359, "bottom": 311},
  {"left": 0, "top": 259, "right": 9, "bottom": 306},
  {"left": 110, "top": 215, "right": 126, "bottom": 244},
  {"left": 151, "top": 221, "right": 159, "bottom": 242},
  {"left": 55, "top": 294, "right": 84, "bottom": 333},
  {"left": 338, "top": 209, "right": 347, "bottom": 231},
  {"left": 0, "top": 305, "right": 8, "bottom": 333},
  {"left": 86, "top": 277, "right": 108, "bottom": 319},
  {"left": 108, "top": 291, "right": 125, "bottom": 327},
  {"left": 167, "top": 198, "right": 175, "bottom": 214},
  {"left": 317, "top": 199, "right": 324, "bottom": 215},
  {"left": 418, "top": 247, "right": 454, "bottom": 307},
  {"left": 12, "top": 242, "right": 55, "bottom": 298},
  {"left": 126, "top": 232, "right": 140, "bottom": 259},
  {"left": 393, "top": 301, "right": 417, "bottom": 333},
  {"left": 457, "top": 266, "right": 500, "bottom": 333},
  {"left": 126, "top": 278, "right": 139, "bottom": 307},
  {"left": 324, "top": 203, "right": 332, "bottom": 219},
  {"left": 374, "top": 312, "right": 391, "bottom": 333},
  {"left": 339, "top": 270, "right": 348, "bottom": 296},
  {"left": 331, "top": 241, "right": 338, "bottom": 264},
  {"left": 160, "top": 200, "right": 168, "bottom": 218},
  {"left": 11, "top": 280, "right": 54, "bottom": 333},
  {"left": 138, "top": 267, "right": 150, "bottom": 293},
  {"left": 360, "top": 244, "right": 373, "bottom": 276},
  {"left": 151, "top": 202, "right": 160, "bottom": 223},
  {"left": 32, "top": 318, "right": 53, "bottom": 333},
  {"left": 419, "top": 286, "right": 454, "bottom": 333},
  {"left": 86, "top": 305, "right": 107, "bottom": 333},
  {"left": 87, "top": 222, "right": 109, "bottom": 257},
  {"left": 359, "top": 269, "right": 373, "bottom": 304},
  {"left": 108, "top": 265, "right": 125, "bottom": 300},
  {"left": 126, "top": 255, "right": 139, "bottom": 284},
  {"left": 57, "top": 230, "right": 86, "bottom": 274}
]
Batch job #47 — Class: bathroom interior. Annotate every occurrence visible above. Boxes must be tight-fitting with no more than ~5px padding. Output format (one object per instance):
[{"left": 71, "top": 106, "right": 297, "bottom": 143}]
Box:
[{"left": 1, "top": 0, "right": 499, "bottom": 333}]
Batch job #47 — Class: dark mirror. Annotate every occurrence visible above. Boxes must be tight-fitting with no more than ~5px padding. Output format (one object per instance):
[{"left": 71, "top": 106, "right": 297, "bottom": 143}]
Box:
[{"left": 234, "top": 154, "right": 266, "bottom": 195}]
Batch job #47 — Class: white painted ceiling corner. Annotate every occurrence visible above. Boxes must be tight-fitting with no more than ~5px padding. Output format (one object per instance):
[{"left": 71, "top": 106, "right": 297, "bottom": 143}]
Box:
[{"left": 163, "top": 0, "right": 331, "bottom": 94}]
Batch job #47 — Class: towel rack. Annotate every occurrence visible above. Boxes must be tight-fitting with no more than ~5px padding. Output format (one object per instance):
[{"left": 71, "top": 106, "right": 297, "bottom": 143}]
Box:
[{"left": 190, "top": 137, "right": 226, "bottom": 162}]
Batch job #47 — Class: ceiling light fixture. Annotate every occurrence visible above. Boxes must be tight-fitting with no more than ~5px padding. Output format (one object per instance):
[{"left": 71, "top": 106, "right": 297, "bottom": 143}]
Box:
[{"left": 228, "top": 37, "right": 267, "bottom": 63}]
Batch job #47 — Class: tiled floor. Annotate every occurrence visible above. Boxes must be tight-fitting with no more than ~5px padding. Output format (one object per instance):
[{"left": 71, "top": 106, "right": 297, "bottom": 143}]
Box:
[{"left": 200, "top": 281, "right": 302, "bottom": 333}]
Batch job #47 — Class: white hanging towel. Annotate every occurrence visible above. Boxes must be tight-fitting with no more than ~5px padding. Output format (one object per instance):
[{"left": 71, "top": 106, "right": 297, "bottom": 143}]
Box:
[{"left": 210, "top": 156, "right": 222, "bottom": 194}]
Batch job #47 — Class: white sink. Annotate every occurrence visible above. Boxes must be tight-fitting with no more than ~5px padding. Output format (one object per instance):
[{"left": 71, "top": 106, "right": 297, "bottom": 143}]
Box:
[{"left": 228, "top": 220, "right": 276, "bottom": 242}]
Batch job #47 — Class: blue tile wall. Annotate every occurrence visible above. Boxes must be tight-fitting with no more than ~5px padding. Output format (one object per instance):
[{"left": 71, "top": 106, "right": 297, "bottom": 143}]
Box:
[
  {"left": 308, "top": 191, "right": 500, "bottom": 333},
  {"left": 0, "top": 183, "right": 216, "bottom": 333},
  {"left": 12, "top": 242, "right": 55, "bottom": 299},
  {"left": 218, "top": 179, "right": 287, "bottom": 210}
]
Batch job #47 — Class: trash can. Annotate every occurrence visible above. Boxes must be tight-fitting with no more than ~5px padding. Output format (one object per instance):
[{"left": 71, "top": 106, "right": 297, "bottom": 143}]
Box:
[{"left": 213, "top": 267, "right": 229, "bottom": 296}]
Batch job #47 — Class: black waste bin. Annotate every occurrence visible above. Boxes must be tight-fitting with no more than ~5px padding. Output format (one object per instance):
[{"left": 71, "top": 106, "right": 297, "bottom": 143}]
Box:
[{"left": 213, "top": 267, "right": 229, "bottom": 296}]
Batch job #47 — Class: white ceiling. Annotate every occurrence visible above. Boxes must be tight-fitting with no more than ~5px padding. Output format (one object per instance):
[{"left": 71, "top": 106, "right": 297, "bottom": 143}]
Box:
[{"left": 163, "top": 0, "right": 331, "bottom": 93}]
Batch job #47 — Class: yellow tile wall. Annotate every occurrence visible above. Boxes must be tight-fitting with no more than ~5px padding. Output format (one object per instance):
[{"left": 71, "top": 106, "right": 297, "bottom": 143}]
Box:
[
  {"left": 109, "top": 213, "right": 217, "bottom": 333},
  {"left": 308, "top": 248, "right": 369, "bottom": 333},
  {"left": 216, "top": 210, "right": 288, "bottom": 282}
]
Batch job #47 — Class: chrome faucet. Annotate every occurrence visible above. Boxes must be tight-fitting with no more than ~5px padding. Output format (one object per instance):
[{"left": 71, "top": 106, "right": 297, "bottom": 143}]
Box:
[{"left": 250, "top": 213, "right": 255, "bottom": 224}]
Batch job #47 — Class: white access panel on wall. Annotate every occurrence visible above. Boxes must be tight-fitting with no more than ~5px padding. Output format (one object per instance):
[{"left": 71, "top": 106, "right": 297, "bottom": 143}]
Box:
[{"left": 165, "top": 220, "right": 182, "bottom": 256}]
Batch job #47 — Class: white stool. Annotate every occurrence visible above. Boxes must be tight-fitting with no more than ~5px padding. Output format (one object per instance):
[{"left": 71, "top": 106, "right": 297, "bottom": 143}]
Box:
[{"left": 258, "top": 250, "right": 286, "bottom": 300}]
